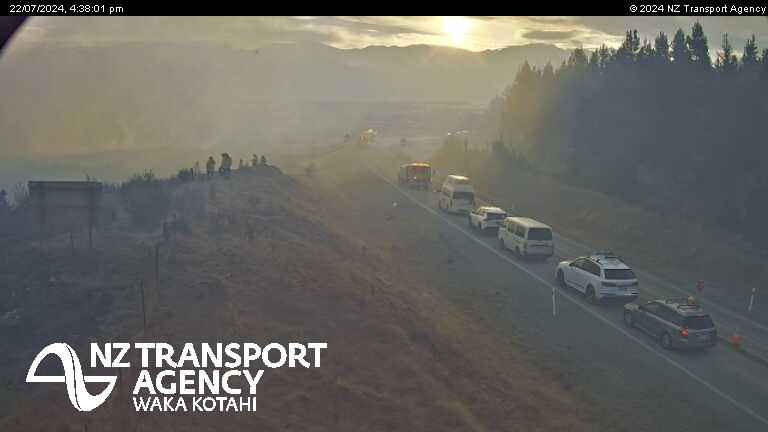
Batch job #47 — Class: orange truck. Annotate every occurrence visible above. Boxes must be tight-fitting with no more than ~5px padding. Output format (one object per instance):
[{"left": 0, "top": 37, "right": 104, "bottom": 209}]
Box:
[{"left": 398, "top": 162, "right": 432, "bottom": 190}]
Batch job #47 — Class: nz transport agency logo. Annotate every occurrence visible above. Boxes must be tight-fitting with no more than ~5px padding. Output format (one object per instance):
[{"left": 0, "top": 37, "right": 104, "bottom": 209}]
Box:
[
  {"left": 26, "top": 343, "right": 116, "bottom": 411},
  {"left": 26, "top": 341, "right": 327, "bottom": 413}
]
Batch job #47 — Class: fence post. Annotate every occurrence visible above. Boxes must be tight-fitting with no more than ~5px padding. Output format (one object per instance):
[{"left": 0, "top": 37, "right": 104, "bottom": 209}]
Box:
[
  {"left": 139, "top": 279, "right": 146, "bottom": 333},
  {"left": 154, "top": 244, "right": 160, "bottom": 296}
]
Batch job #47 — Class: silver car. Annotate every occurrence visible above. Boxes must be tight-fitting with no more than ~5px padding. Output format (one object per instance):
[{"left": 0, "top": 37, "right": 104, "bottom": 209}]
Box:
[{"left": 624, "top": 298, "right": 717, "bottom": 351}]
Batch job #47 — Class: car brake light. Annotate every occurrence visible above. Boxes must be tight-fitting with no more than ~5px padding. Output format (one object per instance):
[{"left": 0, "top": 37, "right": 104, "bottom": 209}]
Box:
[{"left": 680, "top": 327, "right": 689, "bottom": 338}]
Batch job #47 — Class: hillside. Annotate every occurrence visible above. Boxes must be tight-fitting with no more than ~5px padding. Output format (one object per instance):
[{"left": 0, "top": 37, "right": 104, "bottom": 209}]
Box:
[{"left": 1, "top": 166, "right": 601, "bottom": 431}]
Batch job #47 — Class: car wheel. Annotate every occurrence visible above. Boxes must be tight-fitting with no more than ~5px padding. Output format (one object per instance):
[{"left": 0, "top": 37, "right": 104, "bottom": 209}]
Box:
[
  {"left": 586, "top": 286, "right": 598, "bottom": 304},
  {"left": 623, "top": 311, "right": 634, "bottom": 328},
  {"left": 557, "top": 270, "right": 566, "bottom": 288},
  {"left": 661, "top": 333, "right": 673, "bottom": 350}
]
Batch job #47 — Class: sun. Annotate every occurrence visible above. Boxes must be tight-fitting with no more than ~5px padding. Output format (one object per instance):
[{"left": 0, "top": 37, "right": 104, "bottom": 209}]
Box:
[{"left": 442, "top": 16, "right": 473, "bottom": 46}]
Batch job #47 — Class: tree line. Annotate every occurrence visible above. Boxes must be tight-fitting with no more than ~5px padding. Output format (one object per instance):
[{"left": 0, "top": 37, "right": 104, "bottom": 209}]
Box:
[{"left": 488, "top": 22, "right": 768, "bottom": 247}]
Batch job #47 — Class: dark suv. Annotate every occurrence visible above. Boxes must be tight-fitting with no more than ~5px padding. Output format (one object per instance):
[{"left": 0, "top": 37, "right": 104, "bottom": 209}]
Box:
[{"left": 623, "top": 298, "right": 717, "bottom": 350}]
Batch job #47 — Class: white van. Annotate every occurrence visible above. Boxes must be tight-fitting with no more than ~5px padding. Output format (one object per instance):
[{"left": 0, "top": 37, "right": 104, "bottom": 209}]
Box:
[
  {"left": 498, "top": 217, "right": 554, "bottom": 260},
  {"left": 438, "top": 175, "right": 475, "bottom": 214}
]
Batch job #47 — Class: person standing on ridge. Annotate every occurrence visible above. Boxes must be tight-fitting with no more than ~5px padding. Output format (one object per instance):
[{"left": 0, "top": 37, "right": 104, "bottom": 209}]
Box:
[
  {"left": 206, "top": 156, "right": 216, "bottom": 178},
  {"left": 220, "top": 153, "right": 233, "bottom": 177}
]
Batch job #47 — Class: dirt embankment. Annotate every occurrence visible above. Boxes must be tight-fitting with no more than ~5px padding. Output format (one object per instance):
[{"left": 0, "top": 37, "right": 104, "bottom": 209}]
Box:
[
  {"left": 429, "top": 145, "right": 768, "bottom": 300},
  {"left": 1, "top": 165, "right": 601, "bottom": 431}
]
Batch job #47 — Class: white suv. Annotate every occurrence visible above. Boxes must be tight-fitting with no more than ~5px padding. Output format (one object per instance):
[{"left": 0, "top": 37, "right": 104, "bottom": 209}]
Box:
[
  {"left": 555, "top": 251, "right": 639, "bottom": 304},
  {"left": 468, "top": 206, "right": 507, "bottom": 232}
]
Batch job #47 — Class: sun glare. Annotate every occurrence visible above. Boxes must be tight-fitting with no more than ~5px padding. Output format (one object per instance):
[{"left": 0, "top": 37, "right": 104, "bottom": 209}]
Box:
[{"left": 442, "top": 16, "right": 473, "bottom": 46}]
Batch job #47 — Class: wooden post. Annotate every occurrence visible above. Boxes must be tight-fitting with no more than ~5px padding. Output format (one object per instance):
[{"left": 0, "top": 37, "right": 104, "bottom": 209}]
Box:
[
  {"left": 154, "top": 244, "right": 160, "bottom": 296},
  {"left": 88, "top": 186, "right": 94, "bottom": 251},
  {"left": 139, "top": 279, "right": 146, "bottom": 333}
]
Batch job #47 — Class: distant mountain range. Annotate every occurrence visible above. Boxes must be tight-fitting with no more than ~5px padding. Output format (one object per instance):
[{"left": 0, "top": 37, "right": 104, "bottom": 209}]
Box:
[{"left": 0, "top": 41, "right": 569, "bottom": 189}]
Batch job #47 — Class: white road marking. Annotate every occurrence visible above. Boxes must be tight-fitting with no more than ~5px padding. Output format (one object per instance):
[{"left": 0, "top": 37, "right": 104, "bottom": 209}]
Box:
[{"left": 370, "top": 167, "right": 768, "bottom": 427}]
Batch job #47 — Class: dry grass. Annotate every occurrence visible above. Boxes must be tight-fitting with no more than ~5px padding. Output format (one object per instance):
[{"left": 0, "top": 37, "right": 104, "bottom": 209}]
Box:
[{"left": 2, "top": 165, "right": 602, "bottom": 431}]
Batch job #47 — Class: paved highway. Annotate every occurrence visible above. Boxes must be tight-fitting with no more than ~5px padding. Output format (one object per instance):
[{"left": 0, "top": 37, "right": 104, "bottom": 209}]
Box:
[{"left": 323, "top": 158, "right": 768, "bottom": 431}]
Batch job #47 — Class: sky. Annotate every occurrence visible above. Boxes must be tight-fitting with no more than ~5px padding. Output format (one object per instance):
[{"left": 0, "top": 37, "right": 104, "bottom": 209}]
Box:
[{"left": 9, "top": 16, "right": 768, "bottom": 54}]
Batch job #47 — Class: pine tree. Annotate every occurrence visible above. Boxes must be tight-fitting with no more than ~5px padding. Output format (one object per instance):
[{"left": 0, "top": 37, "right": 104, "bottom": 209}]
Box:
[
  {"left": 742, "top": 34, "right": 759, "bottom": 70},
  {"left": 616, "top": 30, "right": 640, "bottom": 65},
  {"left": 654, "top": 32, "right": 670, "bottom": 61},
  {"left": 542, "top": 62, "right": 555, "bottom": 80},
  {"left": 597, "top": 45, "right": 612, "bottom": 69},
  {"left": 687, "top": 22, "right": 711, "bottom": 69},
  {"left": 671, "top": 29, "right": 690, "bottom": 65},
  {"left": 637, "top": 39, "right": 655, "bottom": 65},
  {"left": 515, "top": 61, "right": 535, "bottom": 87},
  {"left": 762, "top": 49, "right": 768, "bottom": 77},
  {"left": 715, "top": 34, "right": 738, "bottom": 73},
  {"left": 567, "top": 49, "right": 589, "bottom": 69}
]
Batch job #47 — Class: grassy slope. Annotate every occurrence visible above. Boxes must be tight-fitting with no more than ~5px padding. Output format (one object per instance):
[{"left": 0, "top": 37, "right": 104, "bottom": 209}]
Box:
[{"left": 2, "top": 166, "right": 600, "bottom": 431}]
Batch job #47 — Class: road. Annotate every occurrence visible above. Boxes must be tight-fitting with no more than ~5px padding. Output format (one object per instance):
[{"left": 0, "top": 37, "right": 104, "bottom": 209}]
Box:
[
  {"left": 314, "top": 154, "right": 768, "bottom": 431},
  {"left": 471, "top": 187, "right": 768, "bottom": 366}
]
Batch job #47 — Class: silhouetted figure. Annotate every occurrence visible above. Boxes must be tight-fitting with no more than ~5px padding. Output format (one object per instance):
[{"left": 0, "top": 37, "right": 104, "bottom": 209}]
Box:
[
  {"left": 219, "top": 153, "right": 233, "bottom": 177},
  {"left": 252, "top": 154, "right": 259, "bottom": 167},
  {"left": 238, "top": 159, "right": 245, "bottom": 169},
  {"left": 206, "top": 157, "right": 216, "bottom": 178},
  {"left": 193, "top": 161, "right": 201, "bottom": 177},
  {"left": 260, "top": 155, "right": 267, "bottom": 165}
]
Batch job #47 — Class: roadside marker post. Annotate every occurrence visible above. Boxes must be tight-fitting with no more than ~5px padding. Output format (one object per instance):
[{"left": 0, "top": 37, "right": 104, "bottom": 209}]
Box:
[
  {"left": 748, "top": 288, "right": 757, "bottom": 314},
  {"left": 552, "top": 285, "right": 557, "bottom": 317}
]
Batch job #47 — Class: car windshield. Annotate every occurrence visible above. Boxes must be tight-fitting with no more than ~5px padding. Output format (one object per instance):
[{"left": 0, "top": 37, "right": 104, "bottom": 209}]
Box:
[
  {"left": 486, "top": 212, "right": 506, "bottom": 220},
  {"left": 604, "top": 269, "right": 637, "bottom": 280},
  {"left": 685, "top": 315, "right": 715, "bottom": 330},
  {"left": 452, "top": 191, "right": 474, "bottom": 201},
  {"left": 527, "top": 228, "right": 552, "bottom": 240}
]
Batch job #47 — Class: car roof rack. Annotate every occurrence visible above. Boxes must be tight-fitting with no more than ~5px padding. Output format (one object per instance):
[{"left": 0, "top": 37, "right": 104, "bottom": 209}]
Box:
[
  {"left": 663, "top": 298, "right": 703, "bottom": 309},
  {"left": 591, "top": 250, "right": 624, "bottom": 263}
]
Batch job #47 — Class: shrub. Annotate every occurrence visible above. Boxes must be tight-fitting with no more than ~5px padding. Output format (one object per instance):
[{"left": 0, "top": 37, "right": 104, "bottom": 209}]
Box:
[{"left": 118, "top": 171, "right": 169, "bottom": 229}]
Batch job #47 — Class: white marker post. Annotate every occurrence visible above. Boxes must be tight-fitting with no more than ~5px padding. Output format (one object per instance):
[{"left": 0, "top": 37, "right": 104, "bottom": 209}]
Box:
[
  {"left": 552, "top": 285, "right": 557, "bottom": 317},
  {"left": 748, "top": 288, "right": 757, "bottom": 313}
]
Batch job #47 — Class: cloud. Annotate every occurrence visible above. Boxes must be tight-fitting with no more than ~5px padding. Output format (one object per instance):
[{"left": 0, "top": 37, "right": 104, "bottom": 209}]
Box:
[
  {"left": 522, "top": 30, "right": 578, "bottom": 41},
  {"left": 8, "top": 16, "right": 768, "bottom": 54}
]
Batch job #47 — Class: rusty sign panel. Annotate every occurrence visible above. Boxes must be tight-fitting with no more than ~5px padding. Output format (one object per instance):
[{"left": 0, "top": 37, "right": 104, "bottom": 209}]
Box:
[{"left": 28, "top": 181, "right": 102, "bottom": 244}]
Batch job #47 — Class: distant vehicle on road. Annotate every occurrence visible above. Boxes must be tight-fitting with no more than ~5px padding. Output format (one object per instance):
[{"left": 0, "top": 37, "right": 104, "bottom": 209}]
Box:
[
  {"left": 468, "top": 206, "right": 507, "bottom": 232},
  {"left": 624, "top": 298, "right": 717, "bottom": 351},
  {"left": 357, "top": 129, "right": 377, "bottom": 149},
  {"left": 438, "top": 175, "right": 475, "bottom": 214},
  {"left": 556, "top": 251, "right": 639, "bottom": 304},
  {"left": 398, "top": 162, "right": 432, "bottom": 190},
  {"left": 498, "top": 217, "right": 554, "bottom": 260}
]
